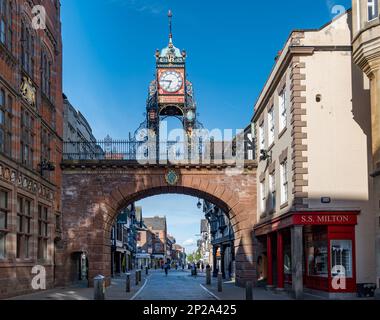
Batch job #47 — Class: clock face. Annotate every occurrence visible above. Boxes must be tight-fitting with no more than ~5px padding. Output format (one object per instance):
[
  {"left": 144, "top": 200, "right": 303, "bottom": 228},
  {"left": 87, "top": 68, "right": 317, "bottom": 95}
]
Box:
[{"left": 159, "top": 71, "right": 183, "bottom": 93}]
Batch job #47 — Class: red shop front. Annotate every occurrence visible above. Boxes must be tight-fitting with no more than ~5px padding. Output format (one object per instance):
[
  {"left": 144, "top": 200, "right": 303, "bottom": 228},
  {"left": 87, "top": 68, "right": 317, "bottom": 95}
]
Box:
[{"left": 254, "top": 211, "right": 358, "bottom": 294}]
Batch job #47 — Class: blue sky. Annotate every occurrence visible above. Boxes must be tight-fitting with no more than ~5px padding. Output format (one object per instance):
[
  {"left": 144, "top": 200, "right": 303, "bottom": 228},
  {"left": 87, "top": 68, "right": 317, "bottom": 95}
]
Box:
[{"left": 61, "top": 0, "right": 351, "bottom": 252}]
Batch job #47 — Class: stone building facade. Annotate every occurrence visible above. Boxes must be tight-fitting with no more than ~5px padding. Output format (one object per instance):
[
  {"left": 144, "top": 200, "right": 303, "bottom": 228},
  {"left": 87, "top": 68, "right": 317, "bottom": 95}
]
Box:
[
  {"left": 352, "top": 0, "right": 380, "bottom": 295},
  {"left": 252, "top": 11, "right": 375, "bottom": 298},
  {"left": 0, "top": 0, "right": 63, "bottom": 298}
]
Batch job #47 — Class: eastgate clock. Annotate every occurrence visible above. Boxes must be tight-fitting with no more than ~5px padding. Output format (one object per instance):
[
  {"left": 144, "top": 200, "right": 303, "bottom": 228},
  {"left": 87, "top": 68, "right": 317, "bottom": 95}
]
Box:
[{"left": 159, "top": 71, "right": 183, "bottom": 93}]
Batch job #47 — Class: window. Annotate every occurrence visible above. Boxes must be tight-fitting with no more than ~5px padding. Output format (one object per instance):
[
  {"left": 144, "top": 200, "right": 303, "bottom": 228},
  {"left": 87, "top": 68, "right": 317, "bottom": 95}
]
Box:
[
  {"left": 368, "top": 0, "right": 379, "bottom": 21},
  {"left": 37, "top": 205, "right": 49, "bottom": 260},
  {"left": 0, "top": 0, "right": 12, "bottom": 50},
  {"left": 280, "top": 160, "right": 288, "bottom": 204},
  {"left": 279, "top": 89, "right": 287, "bottom": 132},
  {"left": 17, "top": 196, "right": 32, "bottom": 259},
  {"left": 331, "top": 240, "right": 353, "bottom": 278},
  {"left": 259, "top": 123, "right": 265, "bottom": 151},
  {"left": 305, "top": 230, "right": 328, "bottom": 277},
  {"left": 269, "top": 172, "right": 276, "bottom": 211},
  {"left": 0, "top": 189, "right": 9, "bottom": 259},
  {"left": 21, "top": 108, "right": 34, "bottom": 168},
  {"left": 41, "top": 127, "right": 51, "bottom": 178},
  {"left": 41, "top": 50, "right": 52, "bottom": 98},
  {"left": 21, "top": 20, "right": 34, "bottom": 76},
  {"left": 268, "top": 107, "right": 275, "bottom": 146},
  {"left": 0, "top": 89, "right": 12, "bottom": 156},
  {"left": 260, "top": 180, "right": 266, "bottom": 213}
]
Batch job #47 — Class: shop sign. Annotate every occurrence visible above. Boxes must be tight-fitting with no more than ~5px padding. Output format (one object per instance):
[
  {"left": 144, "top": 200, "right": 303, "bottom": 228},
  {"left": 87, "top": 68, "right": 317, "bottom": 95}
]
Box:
[{"left": 293, "top": 213, "right": 357, "bottom": 225}]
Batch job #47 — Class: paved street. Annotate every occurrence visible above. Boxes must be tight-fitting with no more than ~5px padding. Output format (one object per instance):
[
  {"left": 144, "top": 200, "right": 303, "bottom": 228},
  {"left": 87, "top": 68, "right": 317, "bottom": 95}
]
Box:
[
  {"left": 133, "top": 270, "right": 215, "bottom": 300},
  {"left": 8, "top": 269, "right": 327, "bottom": 300}
]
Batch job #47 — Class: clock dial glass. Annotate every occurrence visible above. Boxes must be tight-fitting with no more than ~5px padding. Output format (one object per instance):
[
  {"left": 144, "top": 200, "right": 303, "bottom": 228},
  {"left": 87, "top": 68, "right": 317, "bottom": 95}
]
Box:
[{"left": 159, "top": 71, "right": 183, "bottom": 93}]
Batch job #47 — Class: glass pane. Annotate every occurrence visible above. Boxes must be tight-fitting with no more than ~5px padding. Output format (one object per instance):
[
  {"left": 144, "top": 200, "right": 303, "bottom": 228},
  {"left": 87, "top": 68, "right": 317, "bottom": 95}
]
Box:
[
  {"left": 25, "top": 237, "right": 29, "bottom": 258},
  {"left": 0, "top": 190, "right": 6, "bottom": 209},
  {"left": 331, "top": 240, "right": 353, "bottom": 278},
  {"left": 305, "top": 232, "right": 328, "bottom": 277},
  {"left": 0, "top": 232, "right": 5, "bottom": 259},
  {"left": 16, "top": 234, "right": 21, "bottom": 258},
  {"left": 18, "top": 215, "right": 22, "bottom": 232},
  {"left": 0, "top": 211, "right": 6, "bottom": 229}
]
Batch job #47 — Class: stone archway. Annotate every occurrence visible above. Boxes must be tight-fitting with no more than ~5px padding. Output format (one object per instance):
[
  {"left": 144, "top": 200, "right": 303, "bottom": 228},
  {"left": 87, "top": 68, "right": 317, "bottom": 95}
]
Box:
[{"left": 58, "top": 162, "right": 257, "bottom": 287}]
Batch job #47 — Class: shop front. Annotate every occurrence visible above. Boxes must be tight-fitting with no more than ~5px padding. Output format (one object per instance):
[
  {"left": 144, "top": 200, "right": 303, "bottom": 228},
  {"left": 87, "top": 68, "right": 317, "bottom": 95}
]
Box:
[{"left": 254, "top": 211, "right": 358, "bottom": 297}]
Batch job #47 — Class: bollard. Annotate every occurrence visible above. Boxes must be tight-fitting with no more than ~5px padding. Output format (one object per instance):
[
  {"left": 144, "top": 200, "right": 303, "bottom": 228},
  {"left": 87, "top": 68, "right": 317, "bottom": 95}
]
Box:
[
  {"left": 94, "top": 275, "right": 105, "bottom": 300},
  {"left": 138, "top": 270, "right": 142, "bottom": 282},
  {"left": 135, "top": 270, "right": 139, "bottom": 286},
  {"left": 145, "top": 266, "right": 148, "bottom": 275},
  {"left": 217, "top": 273, "right": 223, "bottom": 292},
  {"left": 246, "top": 281, "right": 253, "bottom": 300},
  {"left": 126, "top": 273, "right": 131, "bottom": 292},
  {"left": 206, "top": 267, "right": 211, "bottom": 285}
]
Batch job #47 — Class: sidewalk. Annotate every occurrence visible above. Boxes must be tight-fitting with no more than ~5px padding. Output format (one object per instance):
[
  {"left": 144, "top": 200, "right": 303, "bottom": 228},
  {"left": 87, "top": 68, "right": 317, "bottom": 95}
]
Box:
[{"left": 8, "top": 270, "right": 151, "bottom": 300}]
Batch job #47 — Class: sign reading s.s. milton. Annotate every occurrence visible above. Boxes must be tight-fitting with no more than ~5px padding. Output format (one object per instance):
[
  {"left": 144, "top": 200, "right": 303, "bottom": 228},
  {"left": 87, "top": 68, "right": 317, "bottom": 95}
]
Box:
[{"left": 293, "top": 212, "right": 358, "bottom": 226}]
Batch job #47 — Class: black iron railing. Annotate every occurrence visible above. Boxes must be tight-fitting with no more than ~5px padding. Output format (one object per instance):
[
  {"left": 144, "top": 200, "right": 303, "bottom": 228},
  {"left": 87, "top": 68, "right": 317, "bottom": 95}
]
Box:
[{"left": 63, "top": 140, "right": 255, "bottom": 163}]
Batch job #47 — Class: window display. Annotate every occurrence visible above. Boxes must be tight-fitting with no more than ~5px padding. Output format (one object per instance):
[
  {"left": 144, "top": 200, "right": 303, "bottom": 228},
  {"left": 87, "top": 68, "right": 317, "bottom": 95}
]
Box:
[
  {"left": 331, "top": 240, "right": 352, "bottom": 278},
  {"left": 305, "top": 231, "right": 328, "bottom": 277}
]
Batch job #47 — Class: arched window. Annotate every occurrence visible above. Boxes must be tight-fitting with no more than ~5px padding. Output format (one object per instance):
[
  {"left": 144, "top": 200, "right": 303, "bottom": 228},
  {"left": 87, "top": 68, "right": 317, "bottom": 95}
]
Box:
[
  {"left": 41, "top": 48, "right": 52, "bottom": 98},
  {"left": 0, "top": 0, "right": 12, "bottom": 50},
  {"left": 21, "top": 19, "right": 35, "bottom": 77}
]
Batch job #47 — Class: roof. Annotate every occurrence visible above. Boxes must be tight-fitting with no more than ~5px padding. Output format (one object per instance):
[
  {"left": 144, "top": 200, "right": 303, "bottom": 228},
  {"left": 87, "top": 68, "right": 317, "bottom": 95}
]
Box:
[{"left": 143, "top": 216, "right": 166, "bottom": 231}]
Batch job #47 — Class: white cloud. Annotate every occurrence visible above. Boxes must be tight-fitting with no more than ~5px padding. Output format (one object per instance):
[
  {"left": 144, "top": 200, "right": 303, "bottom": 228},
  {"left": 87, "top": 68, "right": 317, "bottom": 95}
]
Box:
[{"left": 182, "top": 238, "right": 196, "bottom": 247}]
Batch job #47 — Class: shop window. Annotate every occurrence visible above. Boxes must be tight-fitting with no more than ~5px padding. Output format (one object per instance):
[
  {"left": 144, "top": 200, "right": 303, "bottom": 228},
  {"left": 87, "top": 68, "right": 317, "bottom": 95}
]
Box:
[
  {"left": 331, "top": 240, "right": 352, "bottom": 278},
  {"left": 284, "top": 245, "right": 292, "bottom": 275},
  {"left": 305, "top": 231, "right": 328, "bottom": 277}
]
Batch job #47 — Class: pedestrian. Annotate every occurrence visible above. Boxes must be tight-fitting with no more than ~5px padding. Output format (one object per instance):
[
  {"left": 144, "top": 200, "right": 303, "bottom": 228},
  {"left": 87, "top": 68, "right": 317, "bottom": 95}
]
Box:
[
  {"left": 164, "top": 262, "right": 169, "bottom": 276},
  {"left": 201, "top": 263, "right": 204, "bottom": 273}
]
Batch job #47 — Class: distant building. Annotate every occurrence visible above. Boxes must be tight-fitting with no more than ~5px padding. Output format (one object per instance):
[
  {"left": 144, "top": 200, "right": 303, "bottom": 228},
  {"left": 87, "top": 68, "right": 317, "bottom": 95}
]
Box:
[
  {"left": 198, "top": 219, "right": 212, "bottom": 266},
  {"left": 143, "top": 216, "right": 167, "bottom": 267},
  {"left": 63, "top": 94, "right": 101, "bottom": 159},
  {"left": 110, "top": 203, "right": 140, "bottom": 275},
  {"left": 203, "top": 201, "right": 235, "bottom": 279}
]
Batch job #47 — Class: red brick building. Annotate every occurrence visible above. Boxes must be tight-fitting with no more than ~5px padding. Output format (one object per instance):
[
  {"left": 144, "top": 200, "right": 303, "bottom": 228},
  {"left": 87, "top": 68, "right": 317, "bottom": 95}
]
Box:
[{"left": 0, "top": 0, "right": 63, "bottom": 298}]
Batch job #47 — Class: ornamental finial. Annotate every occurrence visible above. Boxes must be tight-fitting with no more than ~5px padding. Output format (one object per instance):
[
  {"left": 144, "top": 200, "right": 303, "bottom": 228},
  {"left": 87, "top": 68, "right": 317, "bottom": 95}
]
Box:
[{"left": 168, "top": 10, "right": 173, "bottom": 46}]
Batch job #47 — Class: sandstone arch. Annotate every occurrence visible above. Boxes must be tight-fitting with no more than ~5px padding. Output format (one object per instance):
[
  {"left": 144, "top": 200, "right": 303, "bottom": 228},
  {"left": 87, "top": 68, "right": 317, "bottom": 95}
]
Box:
[{"left": 58, "top": 163, "right": 257, "bottom": 287}]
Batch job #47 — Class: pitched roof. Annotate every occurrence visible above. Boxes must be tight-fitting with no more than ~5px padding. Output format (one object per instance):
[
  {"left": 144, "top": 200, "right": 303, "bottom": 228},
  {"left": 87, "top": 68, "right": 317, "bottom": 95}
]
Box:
[{"left": 143, "top": 216, "right": 166, "bottom": 231}]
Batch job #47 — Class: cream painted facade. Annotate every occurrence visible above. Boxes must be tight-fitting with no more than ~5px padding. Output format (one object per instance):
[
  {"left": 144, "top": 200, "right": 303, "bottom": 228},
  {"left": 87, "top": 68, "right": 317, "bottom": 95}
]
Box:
[
  {"left": 352, "top": 0, "right": 380, "bottom": 292},
  {"left": 253, "top": 11, "right": 376, "bottom": 295}
]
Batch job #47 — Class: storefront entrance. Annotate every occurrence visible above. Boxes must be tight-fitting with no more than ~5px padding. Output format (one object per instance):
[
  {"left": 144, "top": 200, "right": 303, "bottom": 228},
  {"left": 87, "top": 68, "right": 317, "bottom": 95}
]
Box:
[{"left": 254, "top": 211, "right": 358, "bottom": 296}]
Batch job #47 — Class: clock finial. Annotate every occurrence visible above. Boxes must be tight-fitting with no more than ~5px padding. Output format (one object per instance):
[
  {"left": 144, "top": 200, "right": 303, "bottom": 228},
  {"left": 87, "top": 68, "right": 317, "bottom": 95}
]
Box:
[{"left": 168, "top": 10, "right": 173, "bottom": 46}]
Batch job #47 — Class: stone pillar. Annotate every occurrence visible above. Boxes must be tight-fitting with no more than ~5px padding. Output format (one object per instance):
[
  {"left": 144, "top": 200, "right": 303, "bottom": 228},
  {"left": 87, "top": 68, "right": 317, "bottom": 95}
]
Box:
[
  {"left": 221, "top": 245, "right": 226, "bottom": 279},
  {"left": 212, "top": 246, "right": 218, "bottom": 277},
  {"left": 291, "top": 225, "right": 303, "bottom": 300},
  {"left": 277, "top": 230, "right": 284, "bottom": 290},
  {"left": 266, "top": 233, "right": 274, "bottom": 289},
  {"left": 370, "top": 69, "right": 380, "bottom": 169}
]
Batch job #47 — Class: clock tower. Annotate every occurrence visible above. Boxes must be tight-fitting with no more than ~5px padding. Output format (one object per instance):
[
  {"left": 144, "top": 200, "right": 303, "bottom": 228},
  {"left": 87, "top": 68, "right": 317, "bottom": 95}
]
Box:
[{"left": 145, "top": 10, "right": 198, "bottom": 139}]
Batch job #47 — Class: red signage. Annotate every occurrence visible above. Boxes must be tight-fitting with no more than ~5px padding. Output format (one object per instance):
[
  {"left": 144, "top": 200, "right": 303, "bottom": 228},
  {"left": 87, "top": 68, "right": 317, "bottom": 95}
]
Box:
[{"left": 293, "top": 212, "right": 357, "bottom": 225}]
